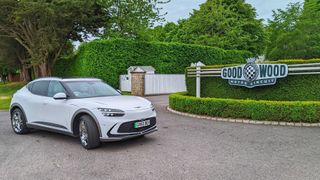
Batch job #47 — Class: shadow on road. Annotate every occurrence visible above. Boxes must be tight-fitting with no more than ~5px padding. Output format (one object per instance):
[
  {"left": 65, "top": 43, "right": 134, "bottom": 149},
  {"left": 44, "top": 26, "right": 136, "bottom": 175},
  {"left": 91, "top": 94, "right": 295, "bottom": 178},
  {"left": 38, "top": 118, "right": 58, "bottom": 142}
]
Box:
[{"left": 26, "top": 129, "right": 157, "bottom": 150}]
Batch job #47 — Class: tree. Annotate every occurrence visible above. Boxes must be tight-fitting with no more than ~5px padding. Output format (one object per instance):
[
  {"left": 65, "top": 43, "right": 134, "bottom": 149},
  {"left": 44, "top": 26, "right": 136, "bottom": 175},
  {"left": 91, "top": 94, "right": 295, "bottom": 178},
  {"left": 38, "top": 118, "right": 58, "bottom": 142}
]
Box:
[
  {"left": 265, "top": 3, "right": 303, "bottom": 60},
  {"left": 100, "top": 0, "right": 169, "bottom": 40},
  {"left": 0, "top": 37, "right": 25, "bottom": 82},
  {"left": 296, "top": 0, "right": 320, "bottom": 59},
  {"left": 163, "top": 0, "right": 266, "bottom": 55},
  {"left": 0, "top": 0, "right": 107, "bottom": 78},
  {"left": 148, "top": 22, "right": 180, "bottom": 42}
]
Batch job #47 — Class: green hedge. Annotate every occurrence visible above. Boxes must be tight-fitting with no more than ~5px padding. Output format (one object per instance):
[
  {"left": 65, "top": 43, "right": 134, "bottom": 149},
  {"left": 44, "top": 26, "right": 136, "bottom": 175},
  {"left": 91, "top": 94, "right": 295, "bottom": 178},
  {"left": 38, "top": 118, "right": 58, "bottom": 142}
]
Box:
[
  {"left": 53, "top": 39, "right": 251, "bottom": 88},
  {"left": 187, "top": 59, "right": 320, "bottom": 101},
  {"left": 169, "top": 93, "right": 320, "bottom": 123}
]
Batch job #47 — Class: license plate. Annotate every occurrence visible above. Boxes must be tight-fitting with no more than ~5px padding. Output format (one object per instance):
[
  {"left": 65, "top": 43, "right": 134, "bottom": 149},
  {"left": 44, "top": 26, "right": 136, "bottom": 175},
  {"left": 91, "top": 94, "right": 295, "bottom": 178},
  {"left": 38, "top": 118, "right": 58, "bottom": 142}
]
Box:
[{"left": 134, "top": 120, "right": 151, "bottom": 129}]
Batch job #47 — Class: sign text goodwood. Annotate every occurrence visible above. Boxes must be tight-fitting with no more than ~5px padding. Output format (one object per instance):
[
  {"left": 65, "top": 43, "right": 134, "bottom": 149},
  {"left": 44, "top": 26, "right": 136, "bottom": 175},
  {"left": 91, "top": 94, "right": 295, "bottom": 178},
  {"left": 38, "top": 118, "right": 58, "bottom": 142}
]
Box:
[{"left": 221, "top": 62, "right": 288, "bottom": 88}]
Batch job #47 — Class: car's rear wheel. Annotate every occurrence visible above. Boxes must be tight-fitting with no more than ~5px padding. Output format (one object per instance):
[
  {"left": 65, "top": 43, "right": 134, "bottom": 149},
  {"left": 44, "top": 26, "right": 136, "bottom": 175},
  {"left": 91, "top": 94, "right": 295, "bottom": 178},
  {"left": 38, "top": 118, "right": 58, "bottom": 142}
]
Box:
[
  {"left": 79, "top": 115, "right": 100, "bottom": 149},
  {"left": 11, "top": 108, "right": 29, "bottom": 134}
]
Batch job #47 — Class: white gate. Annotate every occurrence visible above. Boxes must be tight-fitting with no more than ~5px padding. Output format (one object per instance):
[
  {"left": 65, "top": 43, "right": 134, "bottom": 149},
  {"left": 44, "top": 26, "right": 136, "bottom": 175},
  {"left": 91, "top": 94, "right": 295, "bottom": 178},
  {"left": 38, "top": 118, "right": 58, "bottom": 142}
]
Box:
[
  {"left": 144, "top": 74, "right": 186, "bottom": 95},
  {"left": 120, "top": 75, "right": 131, "bottom": 92}
]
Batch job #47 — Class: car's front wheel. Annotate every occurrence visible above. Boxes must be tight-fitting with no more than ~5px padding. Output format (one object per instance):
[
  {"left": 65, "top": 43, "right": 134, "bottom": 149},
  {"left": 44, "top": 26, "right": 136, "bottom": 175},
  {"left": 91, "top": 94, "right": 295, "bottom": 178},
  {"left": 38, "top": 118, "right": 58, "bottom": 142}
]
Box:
[
  {"left": 79, "top": 115, "right": 100, "bottom": 149},
  {"left": 11, "top": 108, "right": 30, "bottom": 134}
]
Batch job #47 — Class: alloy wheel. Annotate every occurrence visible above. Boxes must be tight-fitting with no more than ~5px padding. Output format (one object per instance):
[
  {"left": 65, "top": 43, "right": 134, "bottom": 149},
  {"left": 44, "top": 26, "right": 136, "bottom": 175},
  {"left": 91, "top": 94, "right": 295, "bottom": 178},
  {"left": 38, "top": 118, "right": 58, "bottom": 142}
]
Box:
[
  {"left": 79, "top": 121, "right": 88, "bottom": 147},
  {"left": 12, "top": 111, "right": 23, "bottom": 133}
]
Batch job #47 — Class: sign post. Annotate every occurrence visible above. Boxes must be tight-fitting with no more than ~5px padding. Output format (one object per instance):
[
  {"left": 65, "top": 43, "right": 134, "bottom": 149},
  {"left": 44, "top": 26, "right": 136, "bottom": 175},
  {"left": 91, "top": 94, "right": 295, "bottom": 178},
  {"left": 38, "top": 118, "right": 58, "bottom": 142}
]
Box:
[{"left": 191, "top": 62, "right": 205, "bottom": 98}]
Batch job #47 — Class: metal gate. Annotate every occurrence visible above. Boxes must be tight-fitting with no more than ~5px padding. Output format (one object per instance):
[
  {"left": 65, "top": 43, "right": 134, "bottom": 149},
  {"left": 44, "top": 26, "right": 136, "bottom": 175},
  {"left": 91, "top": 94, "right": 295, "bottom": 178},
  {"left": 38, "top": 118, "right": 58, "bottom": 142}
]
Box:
[{"left": 144, "top": 74, "right": 186, "bottom": 95}]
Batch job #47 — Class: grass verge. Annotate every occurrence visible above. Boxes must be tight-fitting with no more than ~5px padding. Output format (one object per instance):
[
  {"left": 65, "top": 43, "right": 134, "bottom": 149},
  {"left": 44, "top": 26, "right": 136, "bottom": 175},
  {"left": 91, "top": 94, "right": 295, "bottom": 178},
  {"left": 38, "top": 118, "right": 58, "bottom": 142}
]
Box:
[{"left": 0, "top": 82, "right": 26, "bottom": 110}]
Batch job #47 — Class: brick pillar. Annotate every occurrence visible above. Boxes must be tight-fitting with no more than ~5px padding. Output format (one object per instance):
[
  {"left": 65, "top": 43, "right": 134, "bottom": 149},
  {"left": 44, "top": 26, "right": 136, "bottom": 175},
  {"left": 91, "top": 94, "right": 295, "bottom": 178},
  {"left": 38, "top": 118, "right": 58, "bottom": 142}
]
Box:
[{"left": 131, "top": 70, "right": 146, "bottom": 96}]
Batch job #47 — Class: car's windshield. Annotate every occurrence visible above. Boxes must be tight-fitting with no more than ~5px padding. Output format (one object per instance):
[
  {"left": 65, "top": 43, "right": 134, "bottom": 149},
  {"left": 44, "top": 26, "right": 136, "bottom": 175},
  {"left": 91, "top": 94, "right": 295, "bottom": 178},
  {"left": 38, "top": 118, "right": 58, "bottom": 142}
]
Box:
[{"left": 64, "top": 81, "right": 120, "bottom": 98}]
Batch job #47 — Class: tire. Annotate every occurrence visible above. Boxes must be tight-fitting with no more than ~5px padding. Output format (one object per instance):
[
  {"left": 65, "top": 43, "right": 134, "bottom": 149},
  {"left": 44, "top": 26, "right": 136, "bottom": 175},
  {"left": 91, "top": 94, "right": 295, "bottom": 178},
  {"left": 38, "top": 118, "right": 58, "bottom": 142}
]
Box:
[
  {"left": 11, "top": 108, "right": 30, "bottom": 134},
  {"left": 78, "top": 115, "right": 100, "bottom": 149}
]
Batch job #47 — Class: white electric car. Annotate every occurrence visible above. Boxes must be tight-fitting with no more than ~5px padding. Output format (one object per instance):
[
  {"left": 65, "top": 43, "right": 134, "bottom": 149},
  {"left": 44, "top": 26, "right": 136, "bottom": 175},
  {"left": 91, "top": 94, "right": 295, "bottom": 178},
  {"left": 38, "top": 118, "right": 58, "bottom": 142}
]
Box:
[{"left": 10, "top": 77, "right": 157, "bottom": 149}]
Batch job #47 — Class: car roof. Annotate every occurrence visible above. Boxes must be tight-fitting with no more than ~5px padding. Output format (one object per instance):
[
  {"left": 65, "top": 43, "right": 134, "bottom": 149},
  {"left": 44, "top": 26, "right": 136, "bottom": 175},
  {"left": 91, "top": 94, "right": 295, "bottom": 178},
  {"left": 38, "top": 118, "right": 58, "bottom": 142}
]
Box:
[{"left": 31, "top": 77, "right": 102, "bottom": 82}]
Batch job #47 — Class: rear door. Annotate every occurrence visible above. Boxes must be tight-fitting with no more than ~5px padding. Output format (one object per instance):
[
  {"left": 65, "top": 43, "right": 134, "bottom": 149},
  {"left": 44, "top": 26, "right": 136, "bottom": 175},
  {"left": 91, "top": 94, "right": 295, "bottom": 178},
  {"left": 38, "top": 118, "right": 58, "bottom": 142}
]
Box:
[{"left": 25, "top": 80, "right": 50, "bottom": 123}]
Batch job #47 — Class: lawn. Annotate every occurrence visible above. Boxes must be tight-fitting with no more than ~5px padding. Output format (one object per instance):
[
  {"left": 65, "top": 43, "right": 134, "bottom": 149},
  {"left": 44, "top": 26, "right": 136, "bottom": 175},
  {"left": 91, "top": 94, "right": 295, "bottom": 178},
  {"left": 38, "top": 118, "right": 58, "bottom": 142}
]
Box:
[{"left": 0, "top": 82, "right": 26, "bottom": 110}]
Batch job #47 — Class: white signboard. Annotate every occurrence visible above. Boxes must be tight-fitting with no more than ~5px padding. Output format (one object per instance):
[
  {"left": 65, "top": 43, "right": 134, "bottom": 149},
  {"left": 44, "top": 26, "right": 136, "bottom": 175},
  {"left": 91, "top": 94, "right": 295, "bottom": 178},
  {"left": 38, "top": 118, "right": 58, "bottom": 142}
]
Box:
[{"left": 221, "top": 62, "right": 288, "bottom": 88}]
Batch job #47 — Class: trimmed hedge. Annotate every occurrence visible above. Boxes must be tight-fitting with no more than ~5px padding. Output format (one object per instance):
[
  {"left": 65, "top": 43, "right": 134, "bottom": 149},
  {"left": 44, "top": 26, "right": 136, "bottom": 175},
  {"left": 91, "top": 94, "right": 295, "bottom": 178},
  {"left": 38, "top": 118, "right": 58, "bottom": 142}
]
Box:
[
  {"left": 53, "top": 39, "right": 251, "bottom": 88},
  {"left": 169, "top": 93, "right": 320, "bottom": 123},
  {"left": 187, "top": 59, "right": 320, "bottom": 101}
]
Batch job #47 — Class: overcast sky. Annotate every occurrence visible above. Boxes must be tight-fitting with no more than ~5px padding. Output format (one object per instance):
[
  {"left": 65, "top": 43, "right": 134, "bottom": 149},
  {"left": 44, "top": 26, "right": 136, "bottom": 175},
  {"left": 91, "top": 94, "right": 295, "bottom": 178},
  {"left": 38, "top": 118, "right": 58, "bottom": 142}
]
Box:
[{"left": 160, "top": 0, "right": 304, "bottom": 23}]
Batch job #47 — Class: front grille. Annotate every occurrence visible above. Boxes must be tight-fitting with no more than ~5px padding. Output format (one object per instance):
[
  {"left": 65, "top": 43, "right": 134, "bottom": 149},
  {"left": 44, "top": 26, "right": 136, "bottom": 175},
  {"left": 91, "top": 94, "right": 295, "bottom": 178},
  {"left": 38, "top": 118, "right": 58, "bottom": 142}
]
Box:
[{"left": 118, "top": 117, "right": 156, "bottom": 133}]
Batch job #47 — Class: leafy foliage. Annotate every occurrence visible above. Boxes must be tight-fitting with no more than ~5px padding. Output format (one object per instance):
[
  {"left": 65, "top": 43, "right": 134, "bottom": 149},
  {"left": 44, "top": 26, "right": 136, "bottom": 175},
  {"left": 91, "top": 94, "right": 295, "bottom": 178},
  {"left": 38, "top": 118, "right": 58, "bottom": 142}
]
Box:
[
  {"left": 0, "top": 0, "right": 107, "bottom": 77},
  {"left": 147, "top": 22, "right": 180, "bottom": 42},
  {"left": 150, "top": 0, "right": 266, "bottom": 55},
  {"left": 0, "top": 37, "right": 20, "bottom": 76},
  {"left": 266, "top": 1, "right": 320, "bottom": 60},
  {"left": 100, "top": 0, "right": 169, "bottom": 40},
  {"left": 53, "top": 39, "right": 251, "bottom": 88},
  {"left": 187, "top": 59, "right": 320, "bottom": 101},
  {"left": 265, "top": 3, "right": 304, "bottom": 60},
  {"left": 296, "top": 0, "right": 320, "bottom": 59},
  {"left": 169, "top": 92, "right": 320, "bottom": 123}
]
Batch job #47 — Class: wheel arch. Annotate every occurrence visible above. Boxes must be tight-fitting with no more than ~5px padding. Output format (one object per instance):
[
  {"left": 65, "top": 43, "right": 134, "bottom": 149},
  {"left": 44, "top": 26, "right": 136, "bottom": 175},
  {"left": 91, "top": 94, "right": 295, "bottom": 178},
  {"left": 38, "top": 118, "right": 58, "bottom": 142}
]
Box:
[
  {"left": 71, "top": 109, "right": 102, "bottom": 137},
  {"left": 10, "top": 103, "right": 28, "bottom": 122}
]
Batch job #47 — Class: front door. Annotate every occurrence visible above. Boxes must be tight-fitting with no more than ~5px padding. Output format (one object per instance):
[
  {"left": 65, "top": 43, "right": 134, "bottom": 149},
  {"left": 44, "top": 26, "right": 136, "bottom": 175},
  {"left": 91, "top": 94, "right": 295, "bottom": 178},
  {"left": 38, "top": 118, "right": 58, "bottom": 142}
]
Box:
[{"left": 42, "top": 81, "right": 72, "bottom": 131}]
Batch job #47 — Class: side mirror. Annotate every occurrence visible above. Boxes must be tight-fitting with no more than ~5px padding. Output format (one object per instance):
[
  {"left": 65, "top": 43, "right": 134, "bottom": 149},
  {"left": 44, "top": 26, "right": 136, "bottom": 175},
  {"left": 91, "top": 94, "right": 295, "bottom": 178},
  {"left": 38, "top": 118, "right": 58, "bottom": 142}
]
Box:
[{"left": 53, "top": 92, "right": 67, "bottom": 100}]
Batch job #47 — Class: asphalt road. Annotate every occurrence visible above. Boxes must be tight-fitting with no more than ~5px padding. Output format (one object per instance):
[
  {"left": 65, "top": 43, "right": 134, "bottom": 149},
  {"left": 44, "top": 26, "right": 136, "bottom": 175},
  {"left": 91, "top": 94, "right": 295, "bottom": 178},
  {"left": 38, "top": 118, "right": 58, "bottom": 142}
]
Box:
[{"left": 1, "top": 95, "right": 320, "bottom": 180}]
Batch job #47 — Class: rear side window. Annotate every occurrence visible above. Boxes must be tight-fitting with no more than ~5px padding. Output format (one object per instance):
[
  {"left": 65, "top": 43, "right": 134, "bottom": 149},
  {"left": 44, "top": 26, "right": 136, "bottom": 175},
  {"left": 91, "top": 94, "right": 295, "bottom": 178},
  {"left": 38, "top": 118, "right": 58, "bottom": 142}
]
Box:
[
  {"left": 31, "top": 81, "right": 50, "bottom": 96},
  {"left": 27, "top": 83, "right": 34, "bottom": 91}
]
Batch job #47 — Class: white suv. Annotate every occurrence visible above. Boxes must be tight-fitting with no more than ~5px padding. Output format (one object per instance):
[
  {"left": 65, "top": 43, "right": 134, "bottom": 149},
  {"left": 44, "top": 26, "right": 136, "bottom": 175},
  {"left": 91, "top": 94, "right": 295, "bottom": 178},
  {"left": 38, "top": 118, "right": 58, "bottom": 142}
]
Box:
[{"left": 10, "top": 78, "right": 157, "bottom": 149}]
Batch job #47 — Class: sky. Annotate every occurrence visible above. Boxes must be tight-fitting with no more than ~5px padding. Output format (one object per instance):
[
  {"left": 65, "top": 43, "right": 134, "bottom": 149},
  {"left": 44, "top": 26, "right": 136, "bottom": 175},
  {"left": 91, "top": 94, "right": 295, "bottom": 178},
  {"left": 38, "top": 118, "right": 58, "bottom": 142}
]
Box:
[{"left": 160, "top": 0, "right": 304, "bottom": 23}]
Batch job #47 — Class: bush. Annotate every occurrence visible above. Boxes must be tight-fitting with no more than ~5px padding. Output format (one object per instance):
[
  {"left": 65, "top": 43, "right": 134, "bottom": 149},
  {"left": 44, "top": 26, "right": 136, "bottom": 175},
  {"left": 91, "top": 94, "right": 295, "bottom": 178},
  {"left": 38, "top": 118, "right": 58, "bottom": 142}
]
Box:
[
  {"left": 169, "top": 93, "right": 320, "bottom": 123},
  {"left": 53, "top": 39, "right": 252, "bottom": 88},
  {"left": 187, "top": 59, "right": 320, "bottom": 101}
]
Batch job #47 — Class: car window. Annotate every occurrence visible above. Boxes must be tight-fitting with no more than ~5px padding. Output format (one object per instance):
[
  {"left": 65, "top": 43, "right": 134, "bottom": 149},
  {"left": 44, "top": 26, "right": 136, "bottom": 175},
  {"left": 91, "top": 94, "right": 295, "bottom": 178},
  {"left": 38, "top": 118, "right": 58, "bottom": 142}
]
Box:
[
  {"left": 64, "top": 81, "right": 120, "bottom": 98},
  {"left": 48, "top": 81, "right": 66, "bottom": 97},
  {"left": 31, "top": 81, "right": 50, "bottom": 96},
  {"left": 27, "top": 83, "right": 34, "bottom": 92}
]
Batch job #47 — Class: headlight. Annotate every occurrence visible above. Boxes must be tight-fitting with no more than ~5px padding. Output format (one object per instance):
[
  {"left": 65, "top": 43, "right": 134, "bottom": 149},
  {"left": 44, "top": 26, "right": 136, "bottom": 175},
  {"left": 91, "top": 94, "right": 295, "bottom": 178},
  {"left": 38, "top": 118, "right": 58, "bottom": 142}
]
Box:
[{"left": 98, "top": 108, "right": 125, "bottom": 117}]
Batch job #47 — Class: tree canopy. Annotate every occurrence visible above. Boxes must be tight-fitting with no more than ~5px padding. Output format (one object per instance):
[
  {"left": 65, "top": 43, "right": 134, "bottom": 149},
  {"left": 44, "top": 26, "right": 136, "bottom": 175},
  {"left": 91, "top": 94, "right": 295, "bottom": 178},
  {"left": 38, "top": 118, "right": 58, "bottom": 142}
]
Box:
[
  {"left": 150, "top": 0, "right": 266, "bottom": 55},
  {"left": 100, "top": 0, "right": 169, "bottom": 40},
  {"left": 0, "top": 0, "right": 107, "bottom": 78},
  {"left": 0, "top": 37, "right": 20, "bottom": 78},
  {"left": 265, "top": 3, "right": 303, "bottom": 60},
  {"left": 296, "top": 0, "right": 320, "bottom": 59},
  {"left": 266, "top": 0, "right": 320, "bottom": 60}
]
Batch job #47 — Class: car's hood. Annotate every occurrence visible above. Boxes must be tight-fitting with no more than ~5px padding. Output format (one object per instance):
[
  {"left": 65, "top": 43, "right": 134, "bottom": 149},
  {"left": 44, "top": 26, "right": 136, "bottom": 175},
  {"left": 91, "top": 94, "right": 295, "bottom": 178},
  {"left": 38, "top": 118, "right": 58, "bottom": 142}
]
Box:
[{"left": 84, "top": 95, "right": 151, "bottom": 111}]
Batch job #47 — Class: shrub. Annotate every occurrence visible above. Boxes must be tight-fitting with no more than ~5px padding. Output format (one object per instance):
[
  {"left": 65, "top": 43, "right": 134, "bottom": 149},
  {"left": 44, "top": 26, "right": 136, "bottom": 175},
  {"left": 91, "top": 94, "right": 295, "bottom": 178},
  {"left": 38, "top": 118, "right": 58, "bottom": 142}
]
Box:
[
  {"left": 169, "top": 93, "right": 320, "bottom": 123},
  {"left": 187, "top": 59, "right": 320, "bottom": 101},
  {"left": 53, "top": 39, "right": 252, "bottom": 88}
]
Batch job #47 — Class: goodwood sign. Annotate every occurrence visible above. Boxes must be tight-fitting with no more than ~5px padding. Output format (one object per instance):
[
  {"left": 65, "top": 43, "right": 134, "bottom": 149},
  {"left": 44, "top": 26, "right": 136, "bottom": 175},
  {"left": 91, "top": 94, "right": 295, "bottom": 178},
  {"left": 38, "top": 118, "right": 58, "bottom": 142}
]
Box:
[{"left": 221, "top": 62, "right": 288, "bottom": 88}]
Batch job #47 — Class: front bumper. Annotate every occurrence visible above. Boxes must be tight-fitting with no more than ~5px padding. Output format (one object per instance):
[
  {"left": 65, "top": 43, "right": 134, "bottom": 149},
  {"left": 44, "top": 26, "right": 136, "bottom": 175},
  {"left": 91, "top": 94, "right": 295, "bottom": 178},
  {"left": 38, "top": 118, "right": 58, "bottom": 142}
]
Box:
[{"left": 100, "top": 126, "right": 157, "bottom": 142}]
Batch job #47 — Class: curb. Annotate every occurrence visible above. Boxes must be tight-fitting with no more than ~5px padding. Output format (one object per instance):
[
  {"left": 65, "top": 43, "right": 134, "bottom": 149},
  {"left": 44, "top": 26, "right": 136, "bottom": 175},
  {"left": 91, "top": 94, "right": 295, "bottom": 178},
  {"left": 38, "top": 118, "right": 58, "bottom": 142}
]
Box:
[{"left": 167, "top": 106, "right": 320, "bottom": 127}]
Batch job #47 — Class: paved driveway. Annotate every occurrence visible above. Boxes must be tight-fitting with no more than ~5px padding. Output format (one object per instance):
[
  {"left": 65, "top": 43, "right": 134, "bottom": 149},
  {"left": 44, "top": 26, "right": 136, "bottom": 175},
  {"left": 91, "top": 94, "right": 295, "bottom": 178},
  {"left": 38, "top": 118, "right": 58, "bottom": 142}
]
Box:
[{"left": 0, "top": 95, "right": 320, "bottom": 180}]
